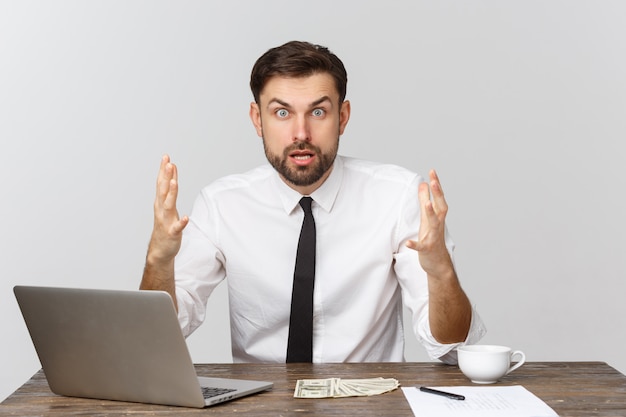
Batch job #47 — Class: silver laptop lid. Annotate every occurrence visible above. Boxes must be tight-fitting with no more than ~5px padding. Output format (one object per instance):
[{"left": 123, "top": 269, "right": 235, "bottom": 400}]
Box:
[{"left": 13, "top": 285, "right": 271, "bottom": 408}]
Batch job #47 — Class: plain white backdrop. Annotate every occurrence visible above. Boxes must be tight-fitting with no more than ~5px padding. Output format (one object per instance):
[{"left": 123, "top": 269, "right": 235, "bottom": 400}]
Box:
[{"left": 1, "top": 1, "right": 625, "bottom": 401}]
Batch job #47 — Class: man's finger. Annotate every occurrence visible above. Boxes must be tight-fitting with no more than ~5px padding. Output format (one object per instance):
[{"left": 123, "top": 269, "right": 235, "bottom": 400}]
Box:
[
  {"left": 157, "top": 155, "right": 171, "bottom": 186},
  {"left": 406, "top": 239, "right": 420, "bottom": 251},
  {"left": 163, "top": 178, "right": 179, "bottom": 211},
  {"left": 156, "top": 156, "right": 174, "bottom": 203},
  {"left": 417, "top": 181, "right": 431, "bottom": 211},
  {"left": 428, "top": 170, "right": 448, "bottom": 216},
  {"left": 170, "top": 160, "right": 178, "bottom": 183},
  {"left": 172, "top": 216, "right": 189, "bottom": 235}
]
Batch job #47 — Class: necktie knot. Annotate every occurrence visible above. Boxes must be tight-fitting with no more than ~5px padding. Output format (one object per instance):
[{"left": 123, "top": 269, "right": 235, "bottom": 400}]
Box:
[{"left": 299, "top": 196, "right": 313, "bottom": 215}]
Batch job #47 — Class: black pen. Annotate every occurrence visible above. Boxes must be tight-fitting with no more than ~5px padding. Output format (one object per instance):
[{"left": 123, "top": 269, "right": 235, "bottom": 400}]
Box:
[{"left": 418, "top": 386, "right": 465, "bottom": 401}]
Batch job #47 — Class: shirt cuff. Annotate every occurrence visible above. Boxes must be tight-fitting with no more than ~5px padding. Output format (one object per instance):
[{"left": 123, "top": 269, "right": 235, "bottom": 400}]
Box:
[{"left": 417, "top": 306, "right": 487, "bottom": 365}]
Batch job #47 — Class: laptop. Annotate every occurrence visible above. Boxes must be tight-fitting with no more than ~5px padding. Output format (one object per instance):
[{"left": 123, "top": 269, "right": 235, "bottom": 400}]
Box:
[{"left": 13, "top": 285, "right": 273, "bottom": 408}]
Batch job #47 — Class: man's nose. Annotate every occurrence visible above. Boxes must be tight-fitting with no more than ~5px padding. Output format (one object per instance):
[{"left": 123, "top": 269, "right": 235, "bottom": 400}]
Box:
[{"left": 292, "top": 115, "right": 310, "bottom": 142}]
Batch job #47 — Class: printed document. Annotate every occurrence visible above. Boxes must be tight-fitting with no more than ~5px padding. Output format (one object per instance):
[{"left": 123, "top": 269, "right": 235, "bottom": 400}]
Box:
[{"left": 402, "top": 385, "right": 558, "bottom": 417}]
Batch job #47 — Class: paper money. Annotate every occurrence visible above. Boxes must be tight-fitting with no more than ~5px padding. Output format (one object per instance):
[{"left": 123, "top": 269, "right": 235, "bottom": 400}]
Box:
[{"left": 294, "top": 377, "right": 400, "bottom": 398}]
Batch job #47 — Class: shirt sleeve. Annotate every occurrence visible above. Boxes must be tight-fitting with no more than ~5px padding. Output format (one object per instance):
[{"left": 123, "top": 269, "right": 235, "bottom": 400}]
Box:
[
  {"left": 394, "top": 174, "right": 487, "bottom": 364},
  {"left": 175, "top": 190, "right": 227, "bottom": 337}
]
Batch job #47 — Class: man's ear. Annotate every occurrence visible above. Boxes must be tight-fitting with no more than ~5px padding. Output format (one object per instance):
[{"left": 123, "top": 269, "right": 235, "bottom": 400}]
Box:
[
  {"left": 249, "top": 102, "right": 263, "bottom": 137},
  {"left": 339, "top": 100, "right": 351, "bottom": 135}
]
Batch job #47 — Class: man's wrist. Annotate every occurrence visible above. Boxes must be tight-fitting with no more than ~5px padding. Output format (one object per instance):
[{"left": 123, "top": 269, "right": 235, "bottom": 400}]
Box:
[{"left": 145, "top": 251, "right": 175, "bottom": 269}]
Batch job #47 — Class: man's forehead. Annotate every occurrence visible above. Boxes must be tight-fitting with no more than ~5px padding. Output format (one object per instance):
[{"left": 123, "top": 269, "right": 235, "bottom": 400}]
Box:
[{"left": 259, "top": 73, "right": 340, "bottom": 105}]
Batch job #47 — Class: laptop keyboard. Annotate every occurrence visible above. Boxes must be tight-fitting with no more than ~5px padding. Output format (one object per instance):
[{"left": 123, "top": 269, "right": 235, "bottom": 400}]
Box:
[{"left": 201, "top": 386, "right": 237, "bottom": 399}]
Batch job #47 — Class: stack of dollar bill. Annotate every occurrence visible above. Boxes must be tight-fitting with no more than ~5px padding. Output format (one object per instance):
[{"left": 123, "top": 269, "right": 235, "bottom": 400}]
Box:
[{"left": 294, "top": 377, "right": 400, "bottom": 398}]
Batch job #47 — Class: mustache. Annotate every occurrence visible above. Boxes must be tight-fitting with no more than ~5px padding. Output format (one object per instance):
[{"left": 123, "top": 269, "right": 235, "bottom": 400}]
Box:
[{"left": 285, "top": 141, "right": 321, "bottom": 154}]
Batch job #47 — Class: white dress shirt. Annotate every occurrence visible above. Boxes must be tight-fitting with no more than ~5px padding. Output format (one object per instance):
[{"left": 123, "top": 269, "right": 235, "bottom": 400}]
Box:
[{"left": 175, "top": 155, "right": 486, "bottom": 363}]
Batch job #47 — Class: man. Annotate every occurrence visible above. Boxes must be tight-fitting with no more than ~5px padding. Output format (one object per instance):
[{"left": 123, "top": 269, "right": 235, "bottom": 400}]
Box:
[{"left": 141, "top": 41, "right": 485, "bottom": 364}]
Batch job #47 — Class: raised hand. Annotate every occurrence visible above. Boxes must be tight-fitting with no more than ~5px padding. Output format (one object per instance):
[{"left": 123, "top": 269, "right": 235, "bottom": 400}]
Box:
[
  {"left": 140, "top": 155, "right": 188, "bottom": 304},
  {"left": 147, "top": 155, "right": 189, "bottom": 263},
  {"left": 406, "top": 169, "right": 454, "bottom": 278}
]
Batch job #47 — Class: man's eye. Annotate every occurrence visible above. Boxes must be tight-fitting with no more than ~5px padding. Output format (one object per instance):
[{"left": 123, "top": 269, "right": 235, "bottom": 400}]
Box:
[
  {"left": 312, "top": 108, "right": 325, "bottom": 117},
  {"left": 276, "top": 109, "right": 289, "bottom": 118}
]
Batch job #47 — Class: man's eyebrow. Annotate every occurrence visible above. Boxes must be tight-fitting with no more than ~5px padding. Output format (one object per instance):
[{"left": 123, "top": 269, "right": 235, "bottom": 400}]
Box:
[
  {"left": 310, "top": 96, "right": 333, "bottom": 108},
  {"left": 266, "top": 96, "right": 333, "bottom": 109},
  {"left": 267, "top": 98, "right": 290, "bottom": 109}
]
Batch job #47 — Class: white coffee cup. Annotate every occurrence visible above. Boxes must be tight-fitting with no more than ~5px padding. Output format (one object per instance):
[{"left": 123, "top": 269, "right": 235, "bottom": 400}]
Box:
[{"left": 457, "top": 345, "right": 526, "bottom": 384}]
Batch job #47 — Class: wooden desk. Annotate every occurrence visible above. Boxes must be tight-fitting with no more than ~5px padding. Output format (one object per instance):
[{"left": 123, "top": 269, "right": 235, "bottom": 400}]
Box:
[{"left": 2, "top": 362, "right": 625, "bottom": 416}]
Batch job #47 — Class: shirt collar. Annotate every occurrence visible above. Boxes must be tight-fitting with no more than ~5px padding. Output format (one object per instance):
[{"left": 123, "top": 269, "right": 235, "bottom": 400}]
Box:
[{"left": 274, "top": 155, "right": 344, "bottom": 215}]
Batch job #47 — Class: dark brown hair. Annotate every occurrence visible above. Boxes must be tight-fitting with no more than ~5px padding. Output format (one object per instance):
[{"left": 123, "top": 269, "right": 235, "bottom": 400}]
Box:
[{"left": 250, "top": 41, "right": 348, "bottom": 104}]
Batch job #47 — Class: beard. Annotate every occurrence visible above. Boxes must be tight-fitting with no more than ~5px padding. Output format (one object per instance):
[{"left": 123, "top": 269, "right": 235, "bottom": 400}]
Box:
[{"left": 263, "top": 138, "right": 339, "bottom": 188}]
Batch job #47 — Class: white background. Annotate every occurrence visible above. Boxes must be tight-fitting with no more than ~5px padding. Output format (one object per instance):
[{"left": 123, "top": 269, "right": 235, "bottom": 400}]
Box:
[{"left": 1, "top": 0, "right": 625, "bottom": 401}]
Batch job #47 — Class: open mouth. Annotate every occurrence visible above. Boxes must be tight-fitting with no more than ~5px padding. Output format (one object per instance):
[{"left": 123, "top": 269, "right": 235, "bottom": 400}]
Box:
[{"left": 289, "top": 150, "right": 316, "bottom": 165}]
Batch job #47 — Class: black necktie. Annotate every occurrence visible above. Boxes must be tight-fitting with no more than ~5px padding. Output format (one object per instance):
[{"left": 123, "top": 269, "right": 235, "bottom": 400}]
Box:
[{"left": 286, "top": 197, "right": 316, "bottom": 363}]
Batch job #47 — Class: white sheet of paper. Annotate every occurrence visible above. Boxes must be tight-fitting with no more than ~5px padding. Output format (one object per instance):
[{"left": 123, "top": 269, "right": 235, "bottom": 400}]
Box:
[{"left": 401, "top": 385, "right": 559, "bottom": 417}]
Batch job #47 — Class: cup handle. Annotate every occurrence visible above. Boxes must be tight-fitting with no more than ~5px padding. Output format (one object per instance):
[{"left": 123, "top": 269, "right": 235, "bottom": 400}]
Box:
[{"left": 506, "top": 350, "right": 526, "bottom": 375}]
